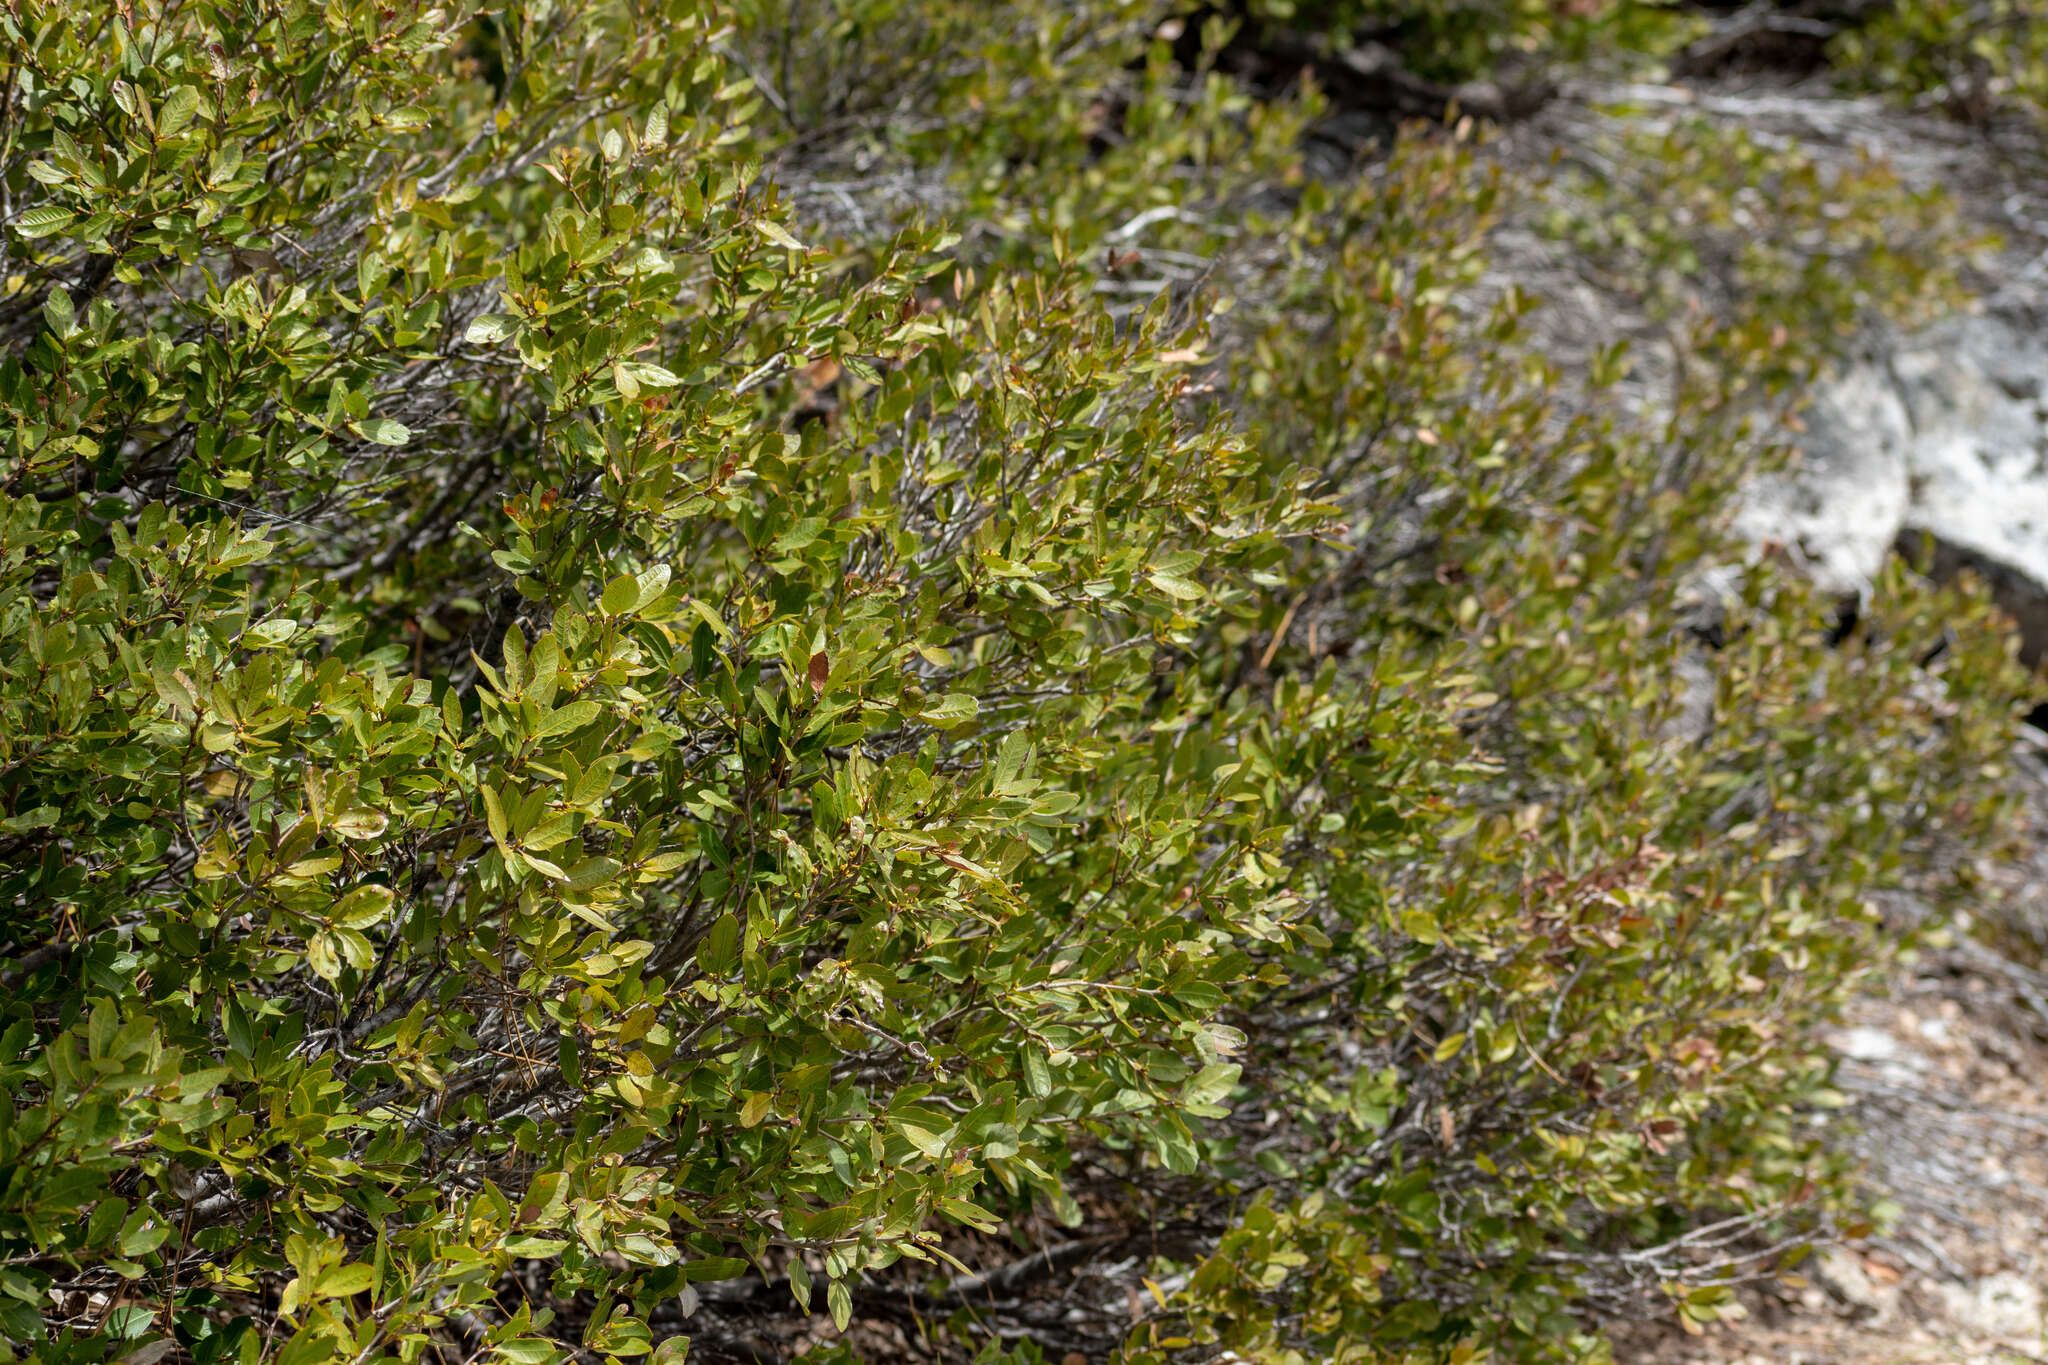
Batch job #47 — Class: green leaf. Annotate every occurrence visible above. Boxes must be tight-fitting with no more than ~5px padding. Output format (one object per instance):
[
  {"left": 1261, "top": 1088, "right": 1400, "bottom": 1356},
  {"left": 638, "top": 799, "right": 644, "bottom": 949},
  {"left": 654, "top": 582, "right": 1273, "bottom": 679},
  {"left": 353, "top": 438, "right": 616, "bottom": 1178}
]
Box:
[
  {"left": 563, "top": 856, "right": 620, "bottom": 891},
  {"left": 481, "top": 786, "right": 509, "bottom": 848},
  {"left": 618, "top": 360, "right": 679, "bottom": 389},
  {"left": 330, "top": 809, "right": 389, "bottom": 840},
  {"left": 501, "top": 1237, "right": 569, "bottom": 1258},
  {"left": 538, "top": 700, "right": 601, "bottom": 737},
  {"left": 754, "top": 219, "right": 808, "bottom": 252},
  {"left": 1022, "top": 1048, "right": 1052, "bottom": 1097},
  {"left": 770, "top": 519, "right": 825, "bottom": 554},
  {"left": 16, "top": 205, "right": 76, "bottom": 239},
  {"left": 1181, "top": 1062, "right": 1241, "bottom": 1113},
  {"left": 939, "top": 1197, "right": 1000, "bottom": 1231},
  {"left": 331, "top": 883, "right": 395, "bottom": 928},
  {"left": 465, "top": 314, "right": 520, "bottom": 344},
  {"left": 306, "top": 932, "right": 341, "bottom": 981},
  {"left": 698, "top": 913, "right": 740, "bottom": 974},
  {"left": 1156, "top": 1114, "right": 1199, "bottom": 1174},
  {"left": 918, "top": 693, "right": 979, "bottom": 727},
  {"left": 156, "top": 86, "right": 201, "bottom": 139},
  {"left": 890, "top": 1105, "right": 955, "bottom": 1157},
  {"left": 632, "top": 564, "right": 672, "bottom": 610},
  {"left": 602, "top": 574, "right": 640, "bottom": 616},
  {"left": 1147, "top": 572, "right": 1204, "bottom": 601},
  {"left": 522, "top": 852, "right": 568, "bottom": 881},
  {"left": 315, "top": 1264, "right": 375, "bottom": 1298},
  {"left": 352, "top": 418, "right": 410, "bottom": 446},
  {"left": 43, "top": 287, "right": 74, "bottom": 338}
]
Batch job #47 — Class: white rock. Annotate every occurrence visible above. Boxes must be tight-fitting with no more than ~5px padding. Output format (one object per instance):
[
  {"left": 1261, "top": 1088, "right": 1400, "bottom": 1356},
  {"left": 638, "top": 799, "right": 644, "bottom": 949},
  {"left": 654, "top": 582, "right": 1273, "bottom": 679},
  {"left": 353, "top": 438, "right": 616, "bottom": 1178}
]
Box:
[
  {"left": 1830, "top": 1025, "right": 1901, "bottom": 1063},
  {"left": 1737, "top": 361, "right": 1913, "bottom": 597},
  {"left": 1740, "top": 307, "right": 2048, "bottom": 664},
  {"left": 1938, "top": 1272, "right": 2044, "bottom": 1338}
]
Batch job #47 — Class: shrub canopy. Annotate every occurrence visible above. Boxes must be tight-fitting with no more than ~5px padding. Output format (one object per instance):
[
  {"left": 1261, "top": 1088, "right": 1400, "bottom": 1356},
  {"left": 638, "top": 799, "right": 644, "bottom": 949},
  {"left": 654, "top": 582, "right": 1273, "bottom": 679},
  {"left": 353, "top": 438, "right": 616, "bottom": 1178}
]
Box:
[{"left": 0, "top": 4, "right": 2026, "bottom": 1365}]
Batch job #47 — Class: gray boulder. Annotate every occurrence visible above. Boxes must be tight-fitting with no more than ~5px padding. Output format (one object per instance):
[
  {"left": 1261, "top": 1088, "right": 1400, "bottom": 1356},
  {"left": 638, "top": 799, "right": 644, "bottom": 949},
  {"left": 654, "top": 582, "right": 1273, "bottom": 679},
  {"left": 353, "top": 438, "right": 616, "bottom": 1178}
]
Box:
[{"left": 1738, "top": 308, "right": 2048, "bottom": 664}]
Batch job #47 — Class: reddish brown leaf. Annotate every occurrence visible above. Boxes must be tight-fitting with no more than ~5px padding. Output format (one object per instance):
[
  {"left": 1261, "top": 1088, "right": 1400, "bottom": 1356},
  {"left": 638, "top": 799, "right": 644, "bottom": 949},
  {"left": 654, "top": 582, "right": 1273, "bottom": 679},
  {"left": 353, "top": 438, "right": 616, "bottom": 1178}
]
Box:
[{"left": 808, "top": 650, "right": 828, "bottom": 696}]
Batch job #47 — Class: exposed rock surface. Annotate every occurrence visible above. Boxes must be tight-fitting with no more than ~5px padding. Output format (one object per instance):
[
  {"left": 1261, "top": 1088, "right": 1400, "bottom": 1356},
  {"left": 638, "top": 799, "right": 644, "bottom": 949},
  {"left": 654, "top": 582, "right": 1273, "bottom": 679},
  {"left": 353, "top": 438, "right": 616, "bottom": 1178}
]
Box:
[{"left": 1740, "top": 303, "right": 2048, "bottom": 663}]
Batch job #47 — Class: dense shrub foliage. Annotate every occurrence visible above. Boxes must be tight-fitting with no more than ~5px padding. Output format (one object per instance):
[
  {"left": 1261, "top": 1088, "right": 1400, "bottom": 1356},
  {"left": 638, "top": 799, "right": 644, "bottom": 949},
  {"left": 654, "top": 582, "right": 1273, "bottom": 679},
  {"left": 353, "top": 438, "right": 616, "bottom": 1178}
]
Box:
[
  {"left": 1240, "top": 0, "right": 1693, "bottom": 84},
  {"left": 1831, "top": 0, "right": 2048, "bottom": 122},
  {"left": 0, "top": 4, "right": 2026, "bottom": 1365}
]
